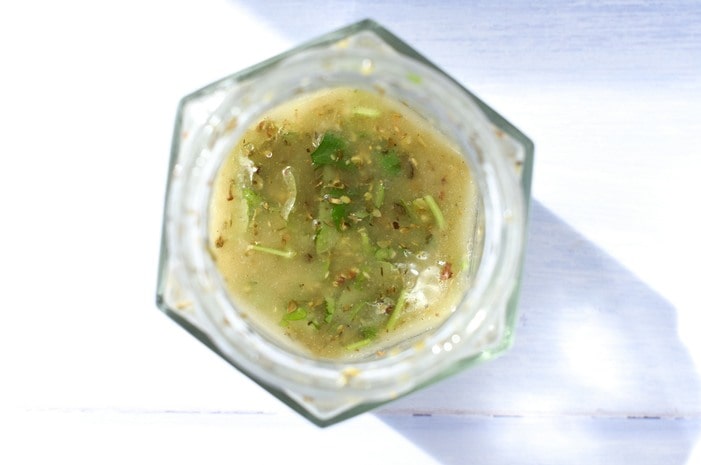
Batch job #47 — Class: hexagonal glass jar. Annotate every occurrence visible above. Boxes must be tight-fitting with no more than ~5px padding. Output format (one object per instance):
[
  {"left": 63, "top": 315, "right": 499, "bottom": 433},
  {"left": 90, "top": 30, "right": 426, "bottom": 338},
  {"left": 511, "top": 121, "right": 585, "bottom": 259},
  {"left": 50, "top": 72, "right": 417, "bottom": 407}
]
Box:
[{"left": 156, "top": 19, "right": 533, "bottom": 426}]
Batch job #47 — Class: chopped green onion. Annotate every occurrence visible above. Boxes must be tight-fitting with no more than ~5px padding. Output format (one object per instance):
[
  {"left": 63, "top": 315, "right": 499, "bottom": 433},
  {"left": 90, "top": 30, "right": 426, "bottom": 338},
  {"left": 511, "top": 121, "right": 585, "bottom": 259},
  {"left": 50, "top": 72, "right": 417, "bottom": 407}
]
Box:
[
  {"left": 386, "top": 289, "right": 408, "bottom": 331},
  {"left": 248, "top": 244, "right": 296, "bottom": 258},
  {"left": 423, "top": 194, "right": 446, "bottom": 231}
]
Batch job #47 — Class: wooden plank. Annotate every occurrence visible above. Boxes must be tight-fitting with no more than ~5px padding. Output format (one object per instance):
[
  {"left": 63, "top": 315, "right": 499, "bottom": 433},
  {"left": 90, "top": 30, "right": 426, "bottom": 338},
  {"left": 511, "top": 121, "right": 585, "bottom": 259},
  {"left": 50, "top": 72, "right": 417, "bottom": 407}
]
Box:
[
  {"left": 379, "top": 413, "right": 701, "bottom": 465},
  {"left": 5, "top": 409, "right": 699, "bottom": 465},
  {"left": 381, "top": 202, "right": 701, "bottom": 416}
]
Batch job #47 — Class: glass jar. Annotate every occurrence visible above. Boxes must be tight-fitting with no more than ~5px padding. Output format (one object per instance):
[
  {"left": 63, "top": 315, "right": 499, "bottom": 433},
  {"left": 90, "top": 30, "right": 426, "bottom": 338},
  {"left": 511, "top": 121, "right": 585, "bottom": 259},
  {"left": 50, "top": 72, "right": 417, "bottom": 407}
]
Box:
[{"left": 157, "top": 19, "right": 533, "bottom": 426}]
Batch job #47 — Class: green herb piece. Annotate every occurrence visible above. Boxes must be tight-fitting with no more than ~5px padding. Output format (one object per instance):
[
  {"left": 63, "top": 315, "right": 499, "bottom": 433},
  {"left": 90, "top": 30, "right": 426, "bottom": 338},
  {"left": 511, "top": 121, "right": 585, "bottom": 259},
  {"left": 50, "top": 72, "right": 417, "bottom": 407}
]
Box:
[
  {"left": 375, "top": 247, "right": 396, "bottom": 261},
  {"left": 358, "top": 228, "right": 373, "bottom": 256},
  {"left": 326, "top": 186, "right": 348, "bottom": 198},
  {"left": 345, "top": 338, "right": 373, "bottom": 351},
  {"left": 353, "top": 106, "right": 380, "bottom": 117},
  {"left": 321, "top": 257, "right": 331, "bottom": 278},
  {"left": 317, "top": 197, "right": 333, "bottom": 224},
  {"left": 280, "top": 306, "right": 308, "bottom": 326},
  {"left": 379, "top": 150, "right": 402, "bottom": 176},
  {"left": 281, "top": 131, "right": 299, "bottom": 144},
  {"left": 315, "top": 224, "right": 336, "bottom": 255},
  {"left": 248, "top": 244, "right": 296, "bottom": 258},
  {"left": 423, "top": 194, "right": 446, "bottom": 231},
  {"left": 350, "top": 210, "right": 369, "bottom": 222},
  {"left": 242, "top": 188, "right": 262, "bottom": 219},
  {"left": 360, "top": 326, "right": 378, "bottom": 339},
  {"left": 407, "top": 72, "right": 422, "bottom": 84},
  {"left": 324, "top": 297, "right": 335, "bottom": 323},
  {"left": 331, "top": 203, "right": 349, "bottom": 230},
  {"left": 322, "top": 186, "right": 354, "bottom": 230},
  {"left": 386, "top": 289, "right": 408, "bottom": 331},
  {"left": 461, "top": 256, "right": 470, "bottom": 271},
  {"left": 321, "top": 166, "right": 339, "bottom": 185},
  {"left": 311, "top": 132, "right": 347, "bottom": 168},
  {"left": 350, "top": 301, "right": 367, "bottom": 321},
  {"left": 353, "top": 267, "right": 368, "bottom": 290},
  {"left": 399, "top": 200, "right": 420, "bottom": 224},
  {"left": 344, "top": 323, "right": 381, "bottom": 352},
  {"left": 377, "top": 260, "right": 398, "bottom": 274},
  {"left": 373, "top": 180, "right": 385, "bottom": 209}
]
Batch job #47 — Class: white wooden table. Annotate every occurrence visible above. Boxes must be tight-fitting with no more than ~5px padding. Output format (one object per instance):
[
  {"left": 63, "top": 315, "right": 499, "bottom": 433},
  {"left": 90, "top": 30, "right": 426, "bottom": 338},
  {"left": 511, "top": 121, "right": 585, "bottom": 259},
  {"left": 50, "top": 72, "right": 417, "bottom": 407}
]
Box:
[{"left": 1, "top": 1, "right": 699, "bottom": 463}]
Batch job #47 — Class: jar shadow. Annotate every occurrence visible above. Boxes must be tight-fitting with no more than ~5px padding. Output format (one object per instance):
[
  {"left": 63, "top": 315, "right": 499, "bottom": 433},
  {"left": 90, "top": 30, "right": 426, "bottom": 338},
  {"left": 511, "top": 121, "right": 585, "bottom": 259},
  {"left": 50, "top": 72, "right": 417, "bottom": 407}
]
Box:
[{"left": 375, "top": 200, "right": 701, "bottom": 464}]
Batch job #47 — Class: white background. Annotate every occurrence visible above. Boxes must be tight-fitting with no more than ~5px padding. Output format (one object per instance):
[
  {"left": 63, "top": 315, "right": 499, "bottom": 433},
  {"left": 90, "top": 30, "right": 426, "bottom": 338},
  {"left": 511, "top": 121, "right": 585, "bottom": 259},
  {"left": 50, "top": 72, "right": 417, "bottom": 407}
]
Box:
[{"left": 1, "top": 1, "right": 699, "bottom": 464}]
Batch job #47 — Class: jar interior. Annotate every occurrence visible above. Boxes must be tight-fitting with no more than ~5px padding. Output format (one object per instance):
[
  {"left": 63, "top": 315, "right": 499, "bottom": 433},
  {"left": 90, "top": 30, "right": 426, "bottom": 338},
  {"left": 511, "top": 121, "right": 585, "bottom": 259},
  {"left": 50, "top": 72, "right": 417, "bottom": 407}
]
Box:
[{"left": 206, "top": 85, "right": 486, "bottom": 362}]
